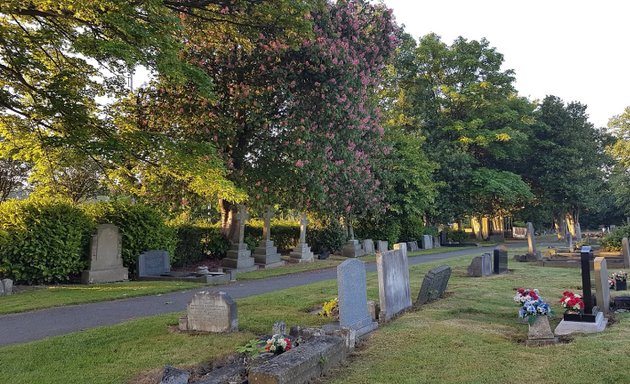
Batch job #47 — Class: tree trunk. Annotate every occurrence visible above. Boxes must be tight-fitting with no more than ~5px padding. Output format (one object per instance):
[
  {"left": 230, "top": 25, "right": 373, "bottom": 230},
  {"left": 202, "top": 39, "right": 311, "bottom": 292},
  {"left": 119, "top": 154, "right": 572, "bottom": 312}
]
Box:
[{"left": 219, "top": 199, "right": 238, "bottom": 243}]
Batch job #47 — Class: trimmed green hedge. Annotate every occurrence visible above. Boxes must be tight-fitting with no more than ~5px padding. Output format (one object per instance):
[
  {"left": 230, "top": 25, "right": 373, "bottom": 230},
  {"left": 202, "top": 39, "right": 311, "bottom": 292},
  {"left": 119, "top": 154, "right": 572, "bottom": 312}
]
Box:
[
  {"left": 601, "top": 225, "right": 630, "bottom": 251},
  {"left": 0, "top": 199, "right": 93, "bottom": 284},
  {"left": 173, "top": 223, "right": 229, "bottom": 267}
]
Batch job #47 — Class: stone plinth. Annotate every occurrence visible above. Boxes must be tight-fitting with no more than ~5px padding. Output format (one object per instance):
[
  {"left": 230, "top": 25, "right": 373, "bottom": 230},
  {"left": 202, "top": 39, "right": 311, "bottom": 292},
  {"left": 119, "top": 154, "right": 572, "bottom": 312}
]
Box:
[
  {"left": 554, "top": 312, "right": 607, "bottom": 336},
  {"left": 289, "top": 242, "right": 314, "bottom": 263},
  {"left": 526, "top": 316, "right": 557, "bottom": 347},
  {"left": 342, "top": 239, "right": 364, "bottom": 258},
  {"left": 253, "top": 240, "right": 283, "bottom": 268},
  {"left": 222, "top": 243, "right": 257, "bottom": 272}
]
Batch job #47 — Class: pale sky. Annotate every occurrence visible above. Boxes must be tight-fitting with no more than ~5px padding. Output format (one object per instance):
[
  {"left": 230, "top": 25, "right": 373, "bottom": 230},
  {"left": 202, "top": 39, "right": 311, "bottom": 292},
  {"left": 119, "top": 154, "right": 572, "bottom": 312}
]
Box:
[{"left": 382, "top": 0, "right": 630, "bottom": 128}]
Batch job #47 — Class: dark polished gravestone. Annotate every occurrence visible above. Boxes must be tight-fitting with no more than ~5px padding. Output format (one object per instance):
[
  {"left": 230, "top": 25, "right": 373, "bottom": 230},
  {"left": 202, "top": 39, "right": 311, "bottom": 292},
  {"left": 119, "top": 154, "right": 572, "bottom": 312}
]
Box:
[
  {"left": 493, "top": 245, "right": 508, "bottom": 274},
  {"left": 416, "top": 265, "right": 452, "bottom": 306}
]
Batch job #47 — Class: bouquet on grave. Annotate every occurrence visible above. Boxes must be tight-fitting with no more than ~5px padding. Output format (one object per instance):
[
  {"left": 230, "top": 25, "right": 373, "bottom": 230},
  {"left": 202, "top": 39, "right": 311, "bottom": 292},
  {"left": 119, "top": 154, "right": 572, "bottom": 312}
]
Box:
[
  {"left": 609, "top": 277, "right": 616, "bottom": 289},
  {"left": 514, "top": 288, "right": 552, "bottom": 324},
  {"left": 611, "top": 271, "right": 628, "bottom": 282},
  {"left": 264, "top": 334, "right": 292, "bottom": 355},
  {"left": 559, "top": 291, "right": 585, "bottom": 313}
]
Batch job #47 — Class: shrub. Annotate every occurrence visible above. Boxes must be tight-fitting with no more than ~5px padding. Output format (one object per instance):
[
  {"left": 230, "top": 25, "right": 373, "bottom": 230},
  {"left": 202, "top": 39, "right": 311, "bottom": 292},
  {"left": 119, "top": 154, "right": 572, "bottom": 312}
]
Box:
[
  {"left": 172, "top": 223, "right": 229, "bottom": 266},
  {"left": 0, "top": 198, "right": 93, "bottom": 284},
  {"left": 307, "top": 217, "right": 346, "bottom": 254},
  {"left": 601, "top": 225, "right": 630, "bottom": 251},
  {"left": 82, "top": 201, "right": 177, "bottom": 275},
  {"left": 245, "top": 220, "right": 300, "bottom": 253},
  {"left": 355, "top": 216, "right": 401, "bottom": 245},
  {"left": 444, "top": 227, "right": 470, "bottom": 243}
]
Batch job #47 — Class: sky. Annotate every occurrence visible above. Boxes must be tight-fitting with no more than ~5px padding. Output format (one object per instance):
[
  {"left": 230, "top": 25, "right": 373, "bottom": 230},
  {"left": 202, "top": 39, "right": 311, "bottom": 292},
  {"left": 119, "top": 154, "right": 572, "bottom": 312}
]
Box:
[{"left": 382, "top": 0, "right": 630, "bottom": 128}]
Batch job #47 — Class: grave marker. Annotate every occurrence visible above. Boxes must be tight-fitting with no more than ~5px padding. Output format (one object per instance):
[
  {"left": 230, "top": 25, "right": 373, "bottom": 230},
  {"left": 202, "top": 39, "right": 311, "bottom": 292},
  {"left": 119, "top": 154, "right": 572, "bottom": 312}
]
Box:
[
  {"left": 179, "top": 291, "right": 237, "bottom": 332},
  {"left": 376, "top": 240, "right": 388, "bottom": 254},
  {"left": 290, "top": 213, "right": 314, "bottom": 262},
  {"left": 622, "top": 237, "right": 630, "bottom": 268},
  {"left": 137, "top": 250, "right": 170, "bottom": 277},
  {"left": 467, "top": 253, "right": 492, "bottom": 277},
  {"left": 81, "top": 224, "right": 128, "bottom": 284},
  {"left": 416, "top": 265, "right": 452, "bottom": 306},
  {"left": 337, "top": 259, "right": 377, "bottom": 337},
  {"left": 493, "top": 245, "right": 508, "bottom": 274},
  {"left": 421, "top": 235, "right": 433, "bottom": 249},
  {"left": 223, "top": 205, "right": 257, "bottom": 272},
  {"left": 526, "top": 222, "right": 539, "bottom": 259},
  {"left": 594, "top": 257, "right": 610, "bottom": 315},
  {"left": 377, "top": 248, "right": 412, "bottom": 321},
  {"left": 362, "top": 239, "right": 375, "bottom": 255},
  {"left": 253, "top": 206, "right": 283, "bottom": 268}
]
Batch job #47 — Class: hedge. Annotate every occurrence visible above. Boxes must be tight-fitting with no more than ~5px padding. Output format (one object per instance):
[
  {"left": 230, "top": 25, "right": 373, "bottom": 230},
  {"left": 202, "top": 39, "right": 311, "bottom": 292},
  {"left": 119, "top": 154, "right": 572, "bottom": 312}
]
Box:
[
  {"left": 601, "top": 224, "right": 630, "bottom": 251},
  {"left": 0, "top": 198, "right": 93, "bottom": 284}
]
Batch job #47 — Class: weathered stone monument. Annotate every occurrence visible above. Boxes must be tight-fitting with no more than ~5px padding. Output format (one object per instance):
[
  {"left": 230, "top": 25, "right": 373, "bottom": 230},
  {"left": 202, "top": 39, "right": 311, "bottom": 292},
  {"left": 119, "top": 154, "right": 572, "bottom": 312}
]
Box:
[
  {"left": 555, "top": 246, "right": 607, "bottom": 336},
  {"left": 377, "top": 248, "right": 412, "bottom": 321},
  {"left": 81, "top": 224, "right": 128, "bottom": 284},
  {"left": 622, "top": 237, "right": 630, "bottom": 268},
  {"left": 433, "top": 236, "right": 441, "bottom": 248},
  {"left": 575, "top": 222, "right": 582, "bottom": 241},
  {"left": 594, "top": 257, "right": 610, "bottom": 315},
  {"left": 421, "top": 235, "right": 433, "bottom": 250},
  {"left": 493, "top": 245, "right": 508, "bottom": 274},
  {"left": 0, "top": 278, "right": 13, "bottom": 296},
  {"left": 337, "top": 259, "right": 377, "bottom": 337},
  {"left": 222, "top": 205, "right": 257, "bottom": 272},
  {"left": 376, "top": 240, "right": 388, "bottom": 254},
  {"left": 289, "top": 213, "right": 314, "bottom": 262},
  {"left": 179, "top": 291, "right": 237, "bottom": 333},
  {"left": 253, "top": 206, "right": 283, "bottom": 268},
  {"left": 362, "top": 239, "right": 375, "bottom": 255},
  {"left": 416, "top": 265, "right": 452, "bottom": 306},
  {"left": 526, "top": 222, "right": 540, "bottom": 260},
  {"left": 467, "top": 253, "right": 492, "bottom": 277},
  {"left": 342, "top": 222, "right": 364, "bottom": 258},
  {"left": 408, "top": 241, "right": 419, "bottom": 252},
  {"left": 137, "top": 250, "right": 170, "bottom": 277},
  {"left": 394, "top": 242, "right": 407, "bottom": 252}
]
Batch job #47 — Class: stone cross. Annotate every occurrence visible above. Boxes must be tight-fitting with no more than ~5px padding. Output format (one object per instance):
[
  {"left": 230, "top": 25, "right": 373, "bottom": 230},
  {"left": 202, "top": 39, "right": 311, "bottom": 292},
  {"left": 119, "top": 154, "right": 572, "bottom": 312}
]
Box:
[
  {"left": 262, "top": 206, "right": 274, "bottom": 241},
  {"left": 235, "top": 205, "right": 249, "bottom": 245},
  {"left": 348, "top": 222, "right": 355, "bottom": 241},
  {"left": 299, "top": 213, "right": 308, "bottom": 244}
]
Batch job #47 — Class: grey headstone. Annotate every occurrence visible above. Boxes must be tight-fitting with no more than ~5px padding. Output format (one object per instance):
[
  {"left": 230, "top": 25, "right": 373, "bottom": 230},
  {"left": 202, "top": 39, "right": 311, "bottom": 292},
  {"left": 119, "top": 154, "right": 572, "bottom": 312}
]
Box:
[
  {"left": 622, "top": 237, "right": 630, "bottom": 268},
  {"left": 377, "top": 248, "right": 412, "bottom": 321},
  {"left": 421, "top": 235, "right": 433, "bottom": 249},
  {"left": 337, "top": 259, "right": 377, "bottom": 337},
  {"left": 137, "top": 250, "right": 171, "bottom": 277},
  {"left": 376, "top": 240, "right": 388, "bottom": 254},
  {"left": 594, "top": 257, "right": 610, "bottom": 315},
  {"left": 0, "top": 280, "right": 5, "bottom": 296},
  {"left": 467, "top": 253, "right": 492, "bottom": 277},
  {"left": 0, "top": 279, "right": 12, "bottom": 295},
  {"left": 493, "top": 245, "right": 508, "bottom": 274},
  {"left": 416, "top": 265, "right": 451, "bottom": 306},
  {"left": 362, "top": 239, "right": 375, "bottom": 255},
  {"left": 160, "top": 366, "right": 190, "bottom": 384},
  {"left": 526, "top": 222, "right": 537, "bottom": 257},
  {"left": 433, "top": 236, "right": 441, "bottom": 248},
  {"left": 180, "top": 291, "right": 237, "bottom": 332},
  {"left": 272, "top": 321, "right": 286, "bottom": 335},
  {"left": 342, "top": 239, "right": 363, "bottom": 258},
  {"left": 394, "top": 242, "right": 407, "bottom": 252},
  {"left": 81, "top": 224, "right": 129, "bottom": 283}
]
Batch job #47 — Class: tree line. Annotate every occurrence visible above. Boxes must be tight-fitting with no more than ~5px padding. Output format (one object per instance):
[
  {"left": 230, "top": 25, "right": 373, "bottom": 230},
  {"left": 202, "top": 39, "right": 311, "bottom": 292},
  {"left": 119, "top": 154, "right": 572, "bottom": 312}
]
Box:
[{"left": 1, "top": 0, "right": 627, "bottom": 238}]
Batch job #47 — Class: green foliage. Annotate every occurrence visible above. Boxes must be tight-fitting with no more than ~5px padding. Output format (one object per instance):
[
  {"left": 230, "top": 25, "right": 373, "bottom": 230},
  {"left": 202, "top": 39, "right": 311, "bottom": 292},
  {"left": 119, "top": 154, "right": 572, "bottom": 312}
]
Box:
[
  {"left": 0, "top": 198, "right": 93, "bottom": 284},
  {"left": 82, "top": 201, "right": 176, "bottom": 275},
  {"left": 601, "top": 225, "right": 630, "bottom": 251},
  {"left": 306, "top": 217, "right": 346, "bottom": 254},
  {"left": 245, "top": 220, "right": 300, "bottom": 253},
  {"left": 443, "top": 228, "right": 471, "bottom": 243},
  {"left": 355, "top": 216, "right": 401, "bottom": 246},
  {"left": 172, "top": 223, "right": 229, "bottom": 267},
  {"left": 236, "top": 339, "right": 263, "bottom": 357}
]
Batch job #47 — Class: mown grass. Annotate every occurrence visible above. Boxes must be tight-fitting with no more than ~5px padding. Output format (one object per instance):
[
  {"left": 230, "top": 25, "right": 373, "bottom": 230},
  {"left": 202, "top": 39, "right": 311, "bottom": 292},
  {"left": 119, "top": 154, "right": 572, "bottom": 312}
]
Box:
[
  {"left": 7, "top": 244, "right": 624, "bottom": 384},
  {"left": 0, "top": 281, "right": 204, "bottom": 315}
]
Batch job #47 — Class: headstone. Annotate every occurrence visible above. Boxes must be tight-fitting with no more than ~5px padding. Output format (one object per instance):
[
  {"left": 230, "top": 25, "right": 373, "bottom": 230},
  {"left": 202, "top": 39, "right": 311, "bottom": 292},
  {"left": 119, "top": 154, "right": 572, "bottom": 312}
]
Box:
[
  {"left": 575, "top": 222, "right": 582, "bottom": 240},
  {"left": 362, "top": 239, "right": 375, "bottom": 255},
  {"left": 433, "top": 236, "right": 441, "bottom": 248},
  {"left": 512, "top": 226, "right": 527, "bottom": 239},
  {"left": 622, "top": 237, "right": 630, "bottom": 268},
  {"left": 467, "top": 253, "right": 492, "bottom": 277},
  {"left": 81, "top": 224, "right": 128, "bottom": 284},
  {"left": 439, "top": 231, "right": 447, "bottom": 245},
  {"left": 222, "top": 205, "right": 257, "bottom": 272},
  {"left": 377, "top": 248, "right": 412, "bottom": 321},
  {"left": 0, "top": 278, "right": 12, "bottom": 296},
  {"left": 137, "top": 250, "right": 170, "bottom": 277},
  {"left": 526, "top": 222, "right": 539, "bottom": 259},
  {"left": 272, "top": 321, "right": 286, "bottom": 335},
  {"left": 337, "top": 259, "right": 378, "bottom": 337},
  {"left": 594, "top": 257, "right": 610, "bottom": 315},
  {"left": 416, "top": 265, "right": 452, "bottom": 306},
  {"left": 493, "top": 245, "right": 508, "bottom": 274},
  {"left": 253, "top": 206, "right": 283, "bottom": 268},
  {"left": 289, "top": 213, "right": 314, "bottom": 262},
  {"left": 409, "top": 241, "right": 419, "bottom": 252},
  {"left": 421, "top": 235, "right": 433, "bottom": 250},
  {"left": 179, "top": 291, "right": 237, "bottom": 332},
  {"left": 376, "top": 240, "right": 388, "bottom": 254}
]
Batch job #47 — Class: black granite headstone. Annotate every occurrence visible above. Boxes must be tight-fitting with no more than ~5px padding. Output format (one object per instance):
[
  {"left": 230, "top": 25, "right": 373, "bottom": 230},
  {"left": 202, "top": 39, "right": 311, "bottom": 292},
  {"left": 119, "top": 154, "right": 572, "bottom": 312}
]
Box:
[
  {"left": 563, "top": 246, "right": 597, "bottom": 322},
  {"left": 493, "top": 245, "right": 508, "bottom": 274},
  {"left": 416, "top": 265, "right": 452, "bottom": 306}
]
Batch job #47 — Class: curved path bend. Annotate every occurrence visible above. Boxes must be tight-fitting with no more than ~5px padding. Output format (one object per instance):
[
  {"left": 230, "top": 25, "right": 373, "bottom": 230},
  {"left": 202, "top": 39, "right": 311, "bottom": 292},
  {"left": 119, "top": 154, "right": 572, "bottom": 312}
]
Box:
[{"left": 0, "top": 245, "right": 512, "bottom": 346}]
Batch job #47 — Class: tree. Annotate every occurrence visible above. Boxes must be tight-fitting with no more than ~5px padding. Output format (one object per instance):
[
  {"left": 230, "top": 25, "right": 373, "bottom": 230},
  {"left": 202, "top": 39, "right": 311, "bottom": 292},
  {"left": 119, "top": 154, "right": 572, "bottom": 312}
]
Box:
[{"left": 607, "top": 106, "right": 630, "bottom": 217}]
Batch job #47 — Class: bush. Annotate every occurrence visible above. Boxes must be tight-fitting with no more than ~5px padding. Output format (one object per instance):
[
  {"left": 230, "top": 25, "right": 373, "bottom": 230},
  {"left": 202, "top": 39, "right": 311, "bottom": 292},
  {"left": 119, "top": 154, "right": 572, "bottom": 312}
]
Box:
[
  {"left": 172, "top": 223, "right": 229, "bottom": 266},
  {"left": 444, "top": 228, "right": 471, "bottom": 243},
  {"left": 355, "top": 216, "right": 401, "bottom": 246},
  {"left": 82, "top": 201, "right": 177, "bottom": 275},
  {"left": 601, "top": 225, "right": 630, "bottom": 251},
  {"left": 0, "top": 198, "right": 93, "bottom": 284},
  {"left": 307, "top": 217, "right": 346, "bottom": 254},
  {"left": 245, "top": 220, "right": 300, "bottom": 253}
]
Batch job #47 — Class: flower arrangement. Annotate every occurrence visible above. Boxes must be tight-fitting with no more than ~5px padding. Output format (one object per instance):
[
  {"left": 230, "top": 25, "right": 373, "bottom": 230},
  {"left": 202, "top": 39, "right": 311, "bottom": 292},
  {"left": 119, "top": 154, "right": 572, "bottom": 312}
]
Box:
[
  {"left": 611, "top": 271, "right": 628, "bottom": 282},
  {"left": 609, "top": 278, "right": 616, "bottom": 289},
  {"left": 319, "top": 297, "right": 339, "bottom": 319},
  {"left": 514, "top": 288, "right": 551, "bottom": 324},
  {"left": 264, "top": 334, "right": 292, "bottom": 355},
  {"left": 559, "top": 291, "right": 585, "bottom": 313}
]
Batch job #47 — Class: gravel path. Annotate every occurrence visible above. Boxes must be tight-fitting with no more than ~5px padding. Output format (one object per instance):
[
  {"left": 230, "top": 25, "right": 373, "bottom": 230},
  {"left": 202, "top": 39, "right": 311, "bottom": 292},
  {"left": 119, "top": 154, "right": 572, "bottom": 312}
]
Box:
[{"left": 0, "top": 245, "right": 509, "bottom": 346}]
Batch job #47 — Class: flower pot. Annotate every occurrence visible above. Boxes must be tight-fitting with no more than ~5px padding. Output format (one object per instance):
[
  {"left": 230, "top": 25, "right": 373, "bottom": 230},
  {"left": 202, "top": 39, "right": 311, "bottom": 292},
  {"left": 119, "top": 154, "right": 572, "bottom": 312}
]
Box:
[
  {"left": 526, "top": 315, "right": 557, "bottom": 346},
  {"left": 616, "top": 279, "right": 627, "bottom": 291}
]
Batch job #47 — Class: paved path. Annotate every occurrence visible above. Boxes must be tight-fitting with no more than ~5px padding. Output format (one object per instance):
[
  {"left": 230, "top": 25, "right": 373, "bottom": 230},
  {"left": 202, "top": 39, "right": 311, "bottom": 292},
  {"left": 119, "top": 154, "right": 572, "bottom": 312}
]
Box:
[{"left": 0, "top": 245, "right": 511, "bottom": 346}]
